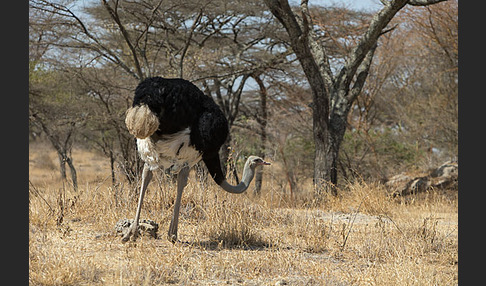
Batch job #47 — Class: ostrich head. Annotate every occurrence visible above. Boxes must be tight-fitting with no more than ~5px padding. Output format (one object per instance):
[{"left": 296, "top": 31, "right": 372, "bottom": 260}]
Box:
[
  {"left": 219, "top": 155, "right": 270, "bottom": 194},
  {"left": 247, "top": 156, "right": 271, "bottom": 168}
]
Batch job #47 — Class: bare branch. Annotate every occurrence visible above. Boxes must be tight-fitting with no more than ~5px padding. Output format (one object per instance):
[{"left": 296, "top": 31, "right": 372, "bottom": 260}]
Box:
[
  {"left": 263, "top": 0, "right": 328, "bottom": 111},
  {"left": 348, "top": 43, "right": 377, "bottom": 103},
  {"left": 408, "top": 0, "right": 448, "bottom": 6},
  {"left": 101, "top": 0, "right": 144, "bottom": 80},
  {"left": 179, "top": 9, "right": 204, "bottom": 78},
  {"left": 380, "top": 24, "right": 398, "bottom": 36},
  {"left": 229, "top": 74, "right": 251, "bottom": 125},
  {"left": 336, "top": 0, "right": 408, "bottom": 91},
  {"left": 134, "top": 0, "right": 165, "bottom": 78},
  {"left": 30, "top": 0, "right": 141, "bottom": 79},
  {"left": 300, "top": 0, "right": 335, "bottom": 88}
]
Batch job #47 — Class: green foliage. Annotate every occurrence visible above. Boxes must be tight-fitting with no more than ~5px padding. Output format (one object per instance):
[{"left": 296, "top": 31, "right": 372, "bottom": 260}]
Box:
[
  {"left": 373, "top": 128, "right": 421, "bottom": 164},
  {"left": 282, "top": 135, "right": 314, "bottom": 177},
  {"left": 341, "top": 128, "right": 425, "bottom": 179}
]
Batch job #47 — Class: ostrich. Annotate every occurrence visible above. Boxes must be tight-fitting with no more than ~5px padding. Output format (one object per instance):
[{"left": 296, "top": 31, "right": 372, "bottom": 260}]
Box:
[{"left": 122, "top": 76, "right": 270, "bottom": 243}]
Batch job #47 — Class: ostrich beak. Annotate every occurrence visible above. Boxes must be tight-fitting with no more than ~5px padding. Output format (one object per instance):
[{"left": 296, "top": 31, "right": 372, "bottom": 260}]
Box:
[{"left": 260, "top": 160, "right": 271, "bottom": 166}]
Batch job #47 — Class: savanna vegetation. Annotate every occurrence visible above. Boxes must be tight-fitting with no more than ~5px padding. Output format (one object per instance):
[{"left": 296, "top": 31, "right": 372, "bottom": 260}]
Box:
[
  {"left": 29, "top": 145, "right": 457, "bottom": 285},
  {"left": 29, "top": 0, "right": 457, "bottom": 285}
]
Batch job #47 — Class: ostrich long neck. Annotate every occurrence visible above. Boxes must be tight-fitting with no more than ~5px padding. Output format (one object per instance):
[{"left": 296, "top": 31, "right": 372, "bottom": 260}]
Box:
[{"left": 219, "top": 158, "right": 257, "bottom": 194}]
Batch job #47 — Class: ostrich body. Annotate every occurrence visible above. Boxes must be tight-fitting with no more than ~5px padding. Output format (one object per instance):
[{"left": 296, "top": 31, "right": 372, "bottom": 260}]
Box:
[{"left": 122, "top": 77, "right": 270, "bottom": 243}]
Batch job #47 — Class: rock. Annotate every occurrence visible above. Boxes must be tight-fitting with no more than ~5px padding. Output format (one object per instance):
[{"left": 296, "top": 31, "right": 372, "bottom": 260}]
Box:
[
  {"left": 430, "top": 161, "right": 458, "bottom": 190},
  {"left": 431, "top": 161, "right": 458, "bottom": 178},
  {"left": 384, "top": 173, "right": 413, "bottom": 194},
  {"left": 406, "top": 176, "right": 431, "bottom": 195},
  {"left": 385, "top": 160, "right": 458, "bottom": 196},
  {"left": 115, "top": 218, "right": 159, "bottom": 239}
]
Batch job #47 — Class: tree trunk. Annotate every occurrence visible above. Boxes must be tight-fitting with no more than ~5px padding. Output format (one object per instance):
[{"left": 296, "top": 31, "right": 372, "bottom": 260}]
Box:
[
  {"left": 66, "top": 156, "right": 78, "bottom": 191},
  {"left": 32, "top": 113, "right": 79, "bottom": 191},
  {"left": 57, "top": 151, "right": 78, "bottom": 191},
  {"left": 312, "top": 85, "right": 332, "bottom": 194},
  {"left": 58, "top": 153, "right": 67, "bottom": 180},
  {"left": 326, "top": 114, "right": 348, "bottom": 194},
  {"left": 279, "top": 145, "right": 296, "bottom": 200},
  {"left": 263, "top": 0, "right": 332, "bottom": 194},
  {"left": 253, "top": 74, "right": 268, "bottom": 195},
  {"left": 218, "top": 132, "right": 242, "bottom": 184},
  {"left": 109, "top": 149, "right": 115, "bottom": 186}
]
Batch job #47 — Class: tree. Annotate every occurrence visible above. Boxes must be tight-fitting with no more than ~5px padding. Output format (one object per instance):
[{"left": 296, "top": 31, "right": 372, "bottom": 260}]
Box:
[
  {"left": 250, "top": 73, "right": 269, "bottom": 195},
  {"left": 29, "top": 0, "right": 289, "bottom": 187},
  {"left": 389, "top": 0, "right": 458, "bottom": 165},
  {"left": 263, "top": 0, "right": 449, "bottom": 195},
  {"left": 332, "top": 0, "right": 457, "bottom": 181},
  {"left": 29, "top": 64, "right": 84, "bottom": 191}
]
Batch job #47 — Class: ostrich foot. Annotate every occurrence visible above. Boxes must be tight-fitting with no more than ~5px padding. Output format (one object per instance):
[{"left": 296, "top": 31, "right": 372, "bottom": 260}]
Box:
[
  {"left": 116, "top": 218, "right": 159, "bottom": 243},
  {"left": 121, "top": 224, "right": 140, "bottom": 243},
  {"left": 168, "top": 233, "right": 178, "bottom": 244},
  {"left": 167, "top": 225, "right": 178, "bottom": 244}
]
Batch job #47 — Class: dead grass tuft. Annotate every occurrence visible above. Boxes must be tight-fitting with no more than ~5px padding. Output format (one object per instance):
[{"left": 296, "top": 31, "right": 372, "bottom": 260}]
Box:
[{"left": 201, "top": 198, "right": 270, "bottom": 248}]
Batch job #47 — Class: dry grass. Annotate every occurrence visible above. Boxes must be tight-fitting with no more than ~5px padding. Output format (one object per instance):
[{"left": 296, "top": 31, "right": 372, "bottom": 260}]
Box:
[{"left": 29, "top": 143, "right": 458, "bottom": 285}]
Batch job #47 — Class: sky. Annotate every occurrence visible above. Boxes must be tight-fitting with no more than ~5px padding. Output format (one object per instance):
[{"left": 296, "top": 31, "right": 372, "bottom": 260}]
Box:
[
  {"left": 304, "top": 0, "right": 382, "bottom": 11},
  {"left": 73, "top": 0, "right": 383, "bottom": 14}
]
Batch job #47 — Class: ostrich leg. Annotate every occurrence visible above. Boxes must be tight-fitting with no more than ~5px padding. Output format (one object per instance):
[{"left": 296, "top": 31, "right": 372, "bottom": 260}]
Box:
[
  {"left": 121, "top": 163, "right": 153, "bottom": 243},
  {"left": 168, "top": 165, "right": 190, "bottom": 243}
]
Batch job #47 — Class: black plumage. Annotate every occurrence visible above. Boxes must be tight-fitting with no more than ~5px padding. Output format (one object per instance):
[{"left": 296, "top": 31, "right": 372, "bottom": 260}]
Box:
[{"left": 132, "top": 76, "right": 228, "bottom": 184}]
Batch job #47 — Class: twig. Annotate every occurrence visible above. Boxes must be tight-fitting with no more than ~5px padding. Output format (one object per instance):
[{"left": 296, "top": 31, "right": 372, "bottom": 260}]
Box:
[
  {"left": 29, "top": 180, "right": 54, "bottom": 214},
  {"left": 341, "top": 198, "right": 365, "bottom": 251},
  {"left": 381, "top": 213, "right": 405, "bottom": 236}
]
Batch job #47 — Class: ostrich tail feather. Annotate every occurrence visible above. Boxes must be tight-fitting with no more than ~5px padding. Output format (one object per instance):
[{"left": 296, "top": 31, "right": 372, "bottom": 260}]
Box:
[{"left": 125, "top": 105, "right": 159, "bottom": 139}]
